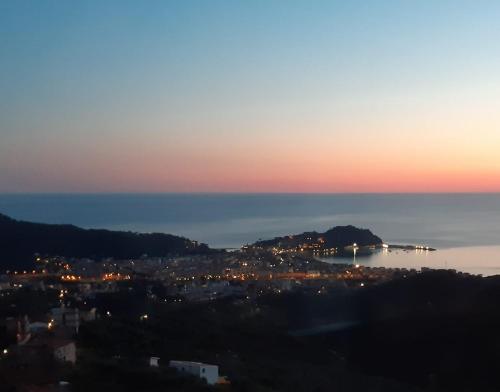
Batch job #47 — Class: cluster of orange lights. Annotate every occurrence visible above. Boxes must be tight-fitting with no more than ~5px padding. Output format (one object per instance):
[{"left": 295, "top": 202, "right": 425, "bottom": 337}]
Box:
[
  {"left": 61, "top": 275, "right": 81, "bottom": 281},
  {"left": 227, "top": 273, "right": 256, "bottom": 281},
  {"left": 8, "top": 270, "right": 37, "bottom": 275},
  {"left": 102, "top": 273, "right": 131, "bottom": 281}
]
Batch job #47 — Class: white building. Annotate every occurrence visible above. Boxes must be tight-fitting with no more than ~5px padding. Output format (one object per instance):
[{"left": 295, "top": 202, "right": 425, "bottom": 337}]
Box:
[
  {"left": 19, "top": 336, "right": 77, "bottom": 365},
  {"left": 169, "top": 360, "right": 219, "bottom": 385},
  {"left": 150, "top": 356, "right": 160, "bottom": 367}
]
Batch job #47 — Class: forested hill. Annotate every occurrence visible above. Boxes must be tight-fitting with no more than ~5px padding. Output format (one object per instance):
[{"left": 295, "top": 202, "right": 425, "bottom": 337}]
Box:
[
  {"left": 253, "top": 225, "right": 383, "bottom": 249},
  {"left": 0, "top": 213, "right": 213, "bottom": 269}
]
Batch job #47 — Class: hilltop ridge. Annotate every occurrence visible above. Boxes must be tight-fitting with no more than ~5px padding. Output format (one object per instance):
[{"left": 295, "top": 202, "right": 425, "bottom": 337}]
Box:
[{"left": 0, "top": 213, "right": 214, "bottom": 269}]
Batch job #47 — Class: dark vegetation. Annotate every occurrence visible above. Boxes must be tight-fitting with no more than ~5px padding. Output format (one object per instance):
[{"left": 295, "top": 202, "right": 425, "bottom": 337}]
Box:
[
  {"left": 266, "top": 270, "right": 500, "bottom": 392},
  {"left": 2, "top": 271, "right": 500, "bottom": 390},
  {"left": 70, "top": 358, "right": 213, "bottom": 392},
  {"left": 254, "top": 225, "right": 383, "bottom": 249},
  {"left": 57, "top": 270, "right": 500, "bottom": 391},
  {"left": 75, "top": 292, "right": 416, "bottom": 392},
  {"left": 0, "top": 213, "right": 214, "bottom": 269}
]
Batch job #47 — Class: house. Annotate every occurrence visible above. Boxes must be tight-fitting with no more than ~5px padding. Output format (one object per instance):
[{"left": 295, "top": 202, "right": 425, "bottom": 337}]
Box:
[
  {"left": 169, "top": 360, "right": 219, "bottom": 385},
  {"left": 150, "top": 356, "right": 160, "bottom": 367},
  {"left": 11, "top": 335, "right": 77, "bottom": 365},
  {"left": 1, "top": 337, "right": 76, "bottom": 391},
  {"left": 50, "top": 307, "right": 79, "bottom": 333},
  {"left": 52, "top": 340, "right": 76, "bottom": 364},
  {"left": 29, "top": 335, "right": 77, "bottom": 364}
]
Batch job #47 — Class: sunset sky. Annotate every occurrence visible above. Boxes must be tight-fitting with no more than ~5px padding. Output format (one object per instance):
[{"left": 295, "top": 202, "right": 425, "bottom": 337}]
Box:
[{"left": 1, "top": 0, "right": 500, "bottom": 193}]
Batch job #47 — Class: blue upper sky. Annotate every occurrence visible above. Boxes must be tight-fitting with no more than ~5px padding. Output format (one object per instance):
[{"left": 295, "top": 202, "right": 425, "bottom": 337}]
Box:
[{"left": 1, "top": 1, "right": 500, "bottom": 192}]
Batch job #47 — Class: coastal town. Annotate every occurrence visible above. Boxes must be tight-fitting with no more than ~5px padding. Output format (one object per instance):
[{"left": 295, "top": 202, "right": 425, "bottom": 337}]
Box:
[
  {"left": 0, "top": 215, "right": 484, "bottom": 392},
  {"left": 2, "top": 237, "right": 440, "bottom": 307},
  {"left": 3, "top": 247, "right": 416, "bottom": 301},
  {"left": 0, "top": 235, "right": 462, "bottom": 389}
]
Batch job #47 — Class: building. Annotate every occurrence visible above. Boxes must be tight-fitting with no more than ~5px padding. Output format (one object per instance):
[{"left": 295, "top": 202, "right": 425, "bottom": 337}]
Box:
[
  {"left": 27, "top": 333, "right": 77, "bottom": 364},
  {"left": 169, "top": 360, "right": 219, "bottom": 385},
  {"left": 52, "top": 340, "right": 77, "bottom": 364},
  {"left": 11, "top": 335, "right": 77, "bottom": 365},
  {"left": 29, "top": 321, "right": 50, "bottom": 334},
  {"left": 150, "top": 356, "right": 160, "bottom": 367},
  {"left": 51, "top": 307, "right": 80, "bottom": 333}
]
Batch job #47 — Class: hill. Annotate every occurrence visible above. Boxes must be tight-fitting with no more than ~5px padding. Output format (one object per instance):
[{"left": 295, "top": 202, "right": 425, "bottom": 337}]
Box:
[
  {"left": 0, "top": 213, "right": 213, "bottom": 269},
  {"left": 253, "top": 225, "right": 383, "bottom": 250}
]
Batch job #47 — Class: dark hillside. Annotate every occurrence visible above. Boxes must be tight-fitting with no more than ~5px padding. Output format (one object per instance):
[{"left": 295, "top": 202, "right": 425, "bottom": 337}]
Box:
[
  {"left": 0, "top": 213, "right": 213, "bottom": 269},
  {"left": 254, "top": 225, "right": 383, "bottom": 248}
]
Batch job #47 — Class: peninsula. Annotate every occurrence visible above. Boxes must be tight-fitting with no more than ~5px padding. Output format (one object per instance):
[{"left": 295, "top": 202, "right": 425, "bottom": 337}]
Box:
[
  {"left": 253, "top": 225, "right": 383, "bottom": 250},
  {"left": 252, "top": 225, "right": 435, "bottom": 253}
]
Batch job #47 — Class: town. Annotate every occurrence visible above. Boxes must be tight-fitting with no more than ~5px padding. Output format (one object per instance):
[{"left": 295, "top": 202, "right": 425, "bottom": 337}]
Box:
[
  {"left": 0, "top": 237, "right": 469, "bottom": 392},
  {"left": 3, "top": 244, "right": 422, "bottom": 306}
]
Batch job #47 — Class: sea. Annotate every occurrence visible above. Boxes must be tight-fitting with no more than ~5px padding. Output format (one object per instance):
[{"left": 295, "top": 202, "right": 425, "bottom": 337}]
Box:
[{"left": 1, "top": 193, "right": 500, "bottom": 276}]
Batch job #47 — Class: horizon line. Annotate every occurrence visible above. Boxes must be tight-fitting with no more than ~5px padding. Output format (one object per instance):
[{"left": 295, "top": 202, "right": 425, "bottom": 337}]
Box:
[{"left": 1, "top": 191, "right": 500, "bottom": 196}]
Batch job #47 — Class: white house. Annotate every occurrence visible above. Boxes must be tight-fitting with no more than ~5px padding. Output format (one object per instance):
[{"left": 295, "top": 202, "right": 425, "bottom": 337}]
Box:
[
  {"left": 150, "top": 356, "right": 160, "bottom": 367},
  {"left": 19, "top": 336, "right": 77, "bottom": 365},
  {"left": 169, "top": 360, "right": 219, "bottom": 385}
]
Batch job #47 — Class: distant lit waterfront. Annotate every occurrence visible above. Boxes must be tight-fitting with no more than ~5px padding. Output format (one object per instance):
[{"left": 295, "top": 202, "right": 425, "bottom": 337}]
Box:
[
  {"left": 2, "top": 193, "right": 500, "bottom": 276},
  {"left": 320, "top": 245, "right": 500, "bottom": 277}
]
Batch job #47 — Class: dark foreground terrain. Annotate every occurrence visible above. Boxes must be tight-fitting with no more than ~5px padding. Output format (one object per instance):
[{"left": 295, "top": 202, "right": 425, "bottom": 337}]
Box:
[{"left": 1, "top": 270, "right": 500, "bottom": 391}]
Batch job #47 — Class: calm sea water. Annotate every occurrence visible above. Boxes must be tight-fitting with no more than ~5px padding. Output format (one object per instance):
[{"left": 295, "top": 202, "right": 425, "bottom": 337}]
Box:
[{"left": 1, "top": 193, "right": 500, "bottom": 275}]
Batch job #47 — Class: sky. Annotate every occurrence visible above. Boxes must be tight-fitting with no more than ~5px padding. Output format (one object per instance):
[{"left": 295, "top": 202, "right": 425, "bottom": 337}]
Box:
[{"left": 1, "top": 0, "right": 500, "bottom": 193}]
